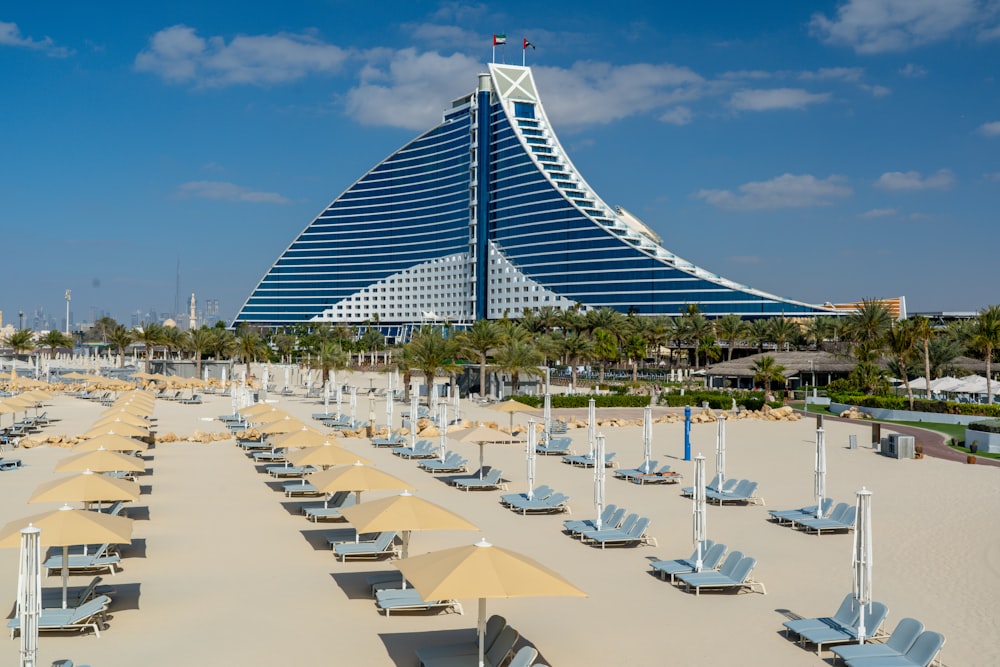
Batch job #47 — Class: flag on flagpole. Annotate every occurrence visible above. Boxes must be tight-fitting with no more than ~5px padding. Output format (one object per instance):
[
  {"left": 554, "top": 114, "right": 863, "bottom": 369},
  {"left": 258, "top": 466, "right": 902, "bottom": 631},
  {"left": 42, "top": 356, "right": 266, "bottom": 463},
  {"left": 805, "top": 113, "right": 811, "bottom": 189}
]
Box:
[
  {"left": 523, "top": 38, "right": 535, "bottom": 50},
  {"left": 493, "top": 34, "right": 507, "bottom": 45}
]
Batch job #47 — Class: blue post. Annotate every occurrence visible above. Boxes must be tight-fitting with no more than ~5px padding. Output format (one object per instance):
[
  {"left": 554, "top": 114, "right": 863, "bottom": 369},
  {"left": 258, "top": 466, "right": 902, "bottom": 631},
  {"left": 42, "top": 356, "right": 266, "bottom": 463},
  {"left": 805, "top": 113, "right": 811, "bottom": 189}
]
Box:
[{"left": 684, "top": 405, "right": 692, "bottom": 461}]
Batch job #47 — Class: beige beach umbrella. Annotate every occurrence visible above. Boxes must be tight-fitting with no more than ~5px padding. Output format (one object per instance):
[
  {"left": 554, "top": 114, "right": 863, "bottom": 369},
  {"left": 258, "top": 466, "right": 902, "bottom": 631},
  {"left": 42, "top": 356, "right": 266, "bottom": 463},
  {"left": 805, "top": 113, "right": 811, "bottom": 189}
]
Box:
[
  {"left": 0, "top": 505, "right": 133, "bottom": 609},
  {"left": 396, "top": 539, "right": 586, "bottom": 667},
  {"left": 268, "top": 427, "right": 335, "bottom": 449},
  {"left": 29, "top": 470, "right": 140, "bottom": 505},
  {"left": 55, "top": 449, "right": 146, "bottom": 474},
  {"left": 450, "top": 424, "right": 525, "bottom": 479},
  {"left": 74, "top": 433, "right": 148, "bottom": 453},
  {"left": 240, "top": 403, "right": 285, "bottom": 418},
  {"left": 2, "top": 395, "right": 36, "bottom": 410},
  {"left": 104, "top": 402, "right": 152, "bottom": 418},
  {"left": 340, "top": 491, "right": 477, "bottom": 560},
  {"left": 258, "top": 417, "right": 307, "bottom": 435},
  {"left": 489, "top": 399, "right": 540, "bottom": 437},
  {"left": 83, "top": 422, "right": 149, "bottom": 439},
  {"left": 100, "top": 405, "right": 152, "bottom": 420},
  {"left": 93, "top": 412, "right": 150, "bottom": 429},
  {"left": 285, "top": 444, "right": 371, "bottom": 469},
  {"left": 306, "top": 462, "right": 414, "bottom": 504}
]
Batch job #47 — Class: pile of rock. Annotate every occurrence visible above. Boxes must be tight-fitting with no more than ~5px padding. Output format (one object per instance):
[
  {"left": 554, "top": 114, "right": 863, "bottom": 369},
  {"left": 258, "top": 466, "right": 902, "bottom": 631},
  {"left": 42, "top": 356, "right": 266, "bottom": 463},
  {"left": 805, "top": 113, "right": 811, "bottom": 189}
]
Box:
[{"left": 839, "top": 406, "right": 872, "bottom": 420}]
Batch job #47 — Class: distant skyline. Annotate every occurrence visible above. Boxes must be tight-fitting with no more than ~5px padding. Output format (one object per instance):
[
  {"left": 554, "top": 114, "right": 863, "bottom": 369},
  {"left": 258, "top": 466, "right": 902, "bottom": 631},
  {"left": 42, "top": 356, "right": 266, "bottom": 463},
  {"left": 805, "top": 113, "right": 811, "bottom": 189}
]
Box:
[{"left": 2, "top": 1, "right": 998, "bottom": 327}]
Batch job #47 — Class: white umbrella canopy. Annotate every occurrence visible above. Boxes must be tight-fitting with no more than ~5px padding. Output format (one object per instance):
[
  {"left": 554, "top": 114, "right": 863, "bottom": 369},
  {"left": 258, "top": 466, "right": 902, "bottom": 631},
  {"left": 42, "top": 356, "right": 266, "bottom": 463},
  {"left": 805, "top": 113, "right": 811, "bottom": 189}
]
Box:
[
  {"left": 693, "top": 454, "right": 708, "bottom": 571},
  {"left": 643, "top": 405, "right": 653, "bottom": 474},
  {"left": 814, "top": 427, "right": 827, "bottom": 520},
  {"left": 852, "top": 488, "right": 874, "bottom": 642},
  {"left": 525, "top": 419, "right": 537, "bottom": 500},
  {"left": 587, "top": 398, "right": 596, "bottom": 457},
  {"left": 714, "top": 413, "right": 727, "bottom": 486},
  {"left": 593, "top": 433, "right": 606, "bottom": 531},
  {"left": 395, "top": 539, "right": 586, "bottom": 667},
  {"left": 17, "top": 525, "right": 41, "bottom": 667}
]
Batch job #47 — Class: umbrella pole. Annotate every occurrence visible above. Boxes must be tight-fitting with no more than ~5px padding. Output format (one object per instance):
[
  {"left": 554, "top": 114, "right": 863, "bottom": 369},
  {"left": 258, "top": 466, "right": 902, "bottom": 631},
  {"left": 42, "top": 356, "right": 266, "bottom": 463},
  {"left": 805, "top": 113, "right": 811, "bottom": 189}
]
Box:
[
  {"left": 478, "top": 598, "right": 487, "bottom": 667},
  {"left": 401, "top": 531, "right": 410, "bottom": 590},
  {"left": 62, "top": 545, "right": 69, "bottom": 609},
  {"left": 479, "top": 443, "right": 485, "bottom": 480}
]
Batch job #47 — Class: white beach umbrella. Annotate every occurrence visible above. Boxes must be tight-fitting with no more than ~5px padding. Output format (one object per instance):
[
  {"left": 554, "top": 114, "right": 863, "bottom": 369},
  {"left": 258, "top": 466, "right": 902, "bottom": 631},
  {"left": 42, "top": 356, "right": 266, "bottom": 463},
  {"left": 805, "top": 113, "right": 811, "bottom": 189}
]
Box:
[
  {"left": 453, "top": 382, "right": 460, "bottom": 422},
  {"left": 815, "top": 427, "right": 826, "bottom": 520},
  {"left": 542, "top": 392, "right": 551, "bottom": 444},
  {"left": 323, "top": 380, "right": 330, "bottom": 415},
  {"left": 715, "top": 412, "right": 727, "bottom": 486},
  {"left": 349, "top": 386, "right": 357, "bottom": 424},
  {"left": 336, "top": 384, "right": 343, "bottom": 418},
  {"left": 410, "top": 391, "right": 419, "bottom": 448},
  {"left": 587, "top": 398, "right": 596, "bottom": 457},
  {"left": 17, "top": 525, "right": 41, "bottom": 667},
  {"left": 593, "top": 433, "right": 606, "bottom": 531},
  {"left": 693, "top": 454, "right": 708, "bottom": 571},
  {"left": 853, "top": 487, "right": 874, "bottom": 643},
  {"left": 438, "top": 403, "right": 448, "bottom": 463},
  {"left": 642, "top": 405, "right": 653, "bottom": 474},
  {"left": 220, "top": 366, "right": 226, "bottom": 390},
  {"left": 386, "top": 385, "right": 395, "bottom": 428},
  {"left": 526, "top": 419, "right": 537, "bottom": 500}
]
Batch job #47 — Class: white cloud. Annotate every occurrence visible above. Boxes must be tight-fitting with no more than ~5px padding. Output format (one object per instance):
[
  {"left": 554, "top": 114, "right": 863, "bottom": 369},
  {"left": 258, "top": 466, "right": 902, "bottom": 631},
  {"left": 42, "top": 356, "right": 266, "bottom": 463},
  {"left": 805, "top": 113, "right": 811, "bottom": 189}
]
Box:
[
  {"left": 344, "top": 49, "right": 483, "bottom": 130},
  {"left": 979, "top": 121, "right": 1000, "bottom": 136},
  {"left": 859, "top": 207, "right": 898, "bottom": 218},
  {"left": 134, "top": 25, "right": 349, "bottom": 86},
  {"left": 873, "top": 169, "right": 955, "bottom": 191},
  {"left": 693, "top": 173, "right": 852, "bottom": 210},
  {"left": 174, "top": 181, "right": 291, "bottom": 204},
  {"left": 983, "top": 172, "right": 1000, "bottom": 182},
  {"left": 899, "top": 63, "right": 927, "bottom": 78},
  {"left": 0, "top": 20, "right": 72, "bottom": 57},
  {"left": 532, "top": 61, "right": 705, "bottom": 127},
  {"left": 721, "top": 70, "right": 773, "bottom": 80},
  {"left": 729, "top": 88, "right": 831, "bottom": 111},
  {"left": 798, "top": 67, "right": 864, "bottom": 82},
  {"left": 810, "top": 0, "right": 979, "bottom": 53},
  {"left": 659, "top": 106, "right": 693, "bottom": 125}
]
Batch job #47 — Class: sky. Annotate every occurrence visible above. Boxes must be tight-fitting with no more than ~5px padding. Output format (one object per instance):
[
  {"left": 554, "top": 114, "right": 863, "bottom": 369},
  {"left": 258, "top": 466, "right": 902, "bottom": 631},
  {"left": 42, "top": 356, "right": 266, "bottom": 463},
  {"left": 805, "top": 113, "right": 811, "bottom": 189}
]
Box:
[{"left": 2, "top": 0, "right": 998, "bottom": 328}]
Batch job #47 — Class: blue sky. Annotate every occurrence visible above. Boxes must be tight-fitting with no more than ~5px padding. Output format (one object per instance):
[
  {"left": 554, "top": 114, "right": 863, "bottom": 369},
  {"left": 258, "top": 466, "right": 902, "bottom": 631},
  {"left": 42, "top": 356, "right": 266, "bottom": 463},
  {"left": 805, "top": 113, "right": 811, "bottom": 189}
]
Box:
[{"left": 2, "top": 0, "right": 998, "bottom": 327}]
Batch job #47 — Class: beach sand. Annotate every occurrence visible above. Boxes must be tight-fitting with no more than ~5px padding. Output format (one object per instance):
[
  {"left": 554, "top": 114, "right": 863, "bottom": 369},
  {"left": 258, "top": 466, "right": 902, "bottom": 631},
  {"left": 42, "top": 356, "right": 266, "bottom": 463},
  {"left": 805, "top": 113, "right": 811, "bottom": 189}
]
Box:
[{"left": 1, "top": 375, "right": 996, "bottom": 666}]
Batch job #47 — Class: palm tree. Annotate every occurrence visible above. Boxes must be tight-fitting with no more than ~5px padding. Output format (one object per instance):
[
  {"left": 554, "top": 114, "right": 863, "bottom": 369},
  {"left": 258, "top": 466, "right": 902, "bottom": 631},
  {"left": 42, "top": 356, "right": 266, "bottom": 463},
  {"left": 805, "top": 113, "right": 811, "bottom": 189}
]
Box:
[
  {"left": 622, "top": 332, "right": 647, "bottom": 382},
  {"left": 135, "top": 322, "right": 166, "bottom": 374},
  {"left": 235, "top": 327, "right": 269, "bottom": 379},
  {"left": 492, "top": 340, "right": 543, "bottom": 395},
  {"left": 696, "top": 334, "right": 722, "bottom": 369},
  {"left": 767, "top": 317, "right": 800, "bottom": 353},
  {"left": 969, "top": 304, "right": 1000, "bottom": 405},
  {"left": 751, "top": 355, "right": 786, "bottom": 392},
  {"left": 909, "top": 316, "right": 935, "bottom": 398},
  {"left": 187, "top": 327, "right": 216, "bottom": 379},
  {"left": 560, "top": 330, "right": 594, "bottom": 393},
  {"left": 38, "top": 329, "right": 72, "bottom": 358},
  {"left": 406, "top": 326, "right": 459, "bottom": 406},
  {"left": 844, "top": 299, "right": 891, "bottom": 349},
  {"left": 457, "top": 319, "right": 501, "bottom": 398},
  {"left": 271, "top": 332, "right": 297, "bottom": 364},
  {"left": 885, "top": 319, "right": 918, "bottom": 409},
  {"left": 107, "top": 325, "right": 134, "bottom": 367},
  {"left": 591, "top": 328, "right": 619, "bottom": 382},
  {"left": 714, "top": 314, "right": 746, "bottom": 361},
  {"left": 160, "top": 325, "right": 185, "bottom": 360},
  {"left": 746, "top": 319, "right": 771, "bottom": 354},
  {"left": 6, "top": 328, "right": 36, "bottom": 357},
  {"left": 310, "top": 340, "right": 350, "bottom": 385}
]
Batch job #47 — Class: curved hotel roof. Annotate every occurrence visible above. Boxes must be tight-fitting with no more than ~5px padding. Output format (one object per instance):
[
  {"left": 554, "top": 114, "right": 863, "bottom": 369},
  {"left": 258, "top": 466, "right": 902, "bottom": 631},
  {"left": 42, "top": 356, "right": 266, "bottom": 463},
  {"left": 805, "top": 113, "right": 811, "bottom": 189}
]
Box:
[{"left": 234, "top": 64, "right": 838, "bottom": 327}]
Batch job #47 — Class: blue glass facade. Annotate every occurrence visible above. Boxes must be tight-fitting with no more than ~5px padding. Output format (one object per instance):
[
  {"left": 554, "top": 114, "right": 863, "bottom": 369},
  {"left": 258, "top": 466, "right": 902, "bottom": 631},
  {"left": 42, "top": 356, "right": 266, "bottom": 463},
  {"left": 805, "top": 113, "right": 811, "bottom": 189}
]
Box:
[{"left": 234, "top": 64, "right": 836, "bottom": 326}]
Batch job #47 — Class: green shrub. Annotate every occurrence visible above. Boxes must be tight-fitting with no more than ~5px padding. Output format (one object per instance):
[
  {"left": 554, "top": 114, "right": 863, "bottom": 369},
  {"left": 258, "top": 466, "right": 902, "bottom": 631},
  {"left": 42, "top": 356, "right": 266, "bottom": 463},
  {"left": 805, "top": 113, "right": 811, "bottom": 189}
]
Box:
[
  {"left": 828, "top": 393, "right": 1000, "bottom": 419},
  {"left": 969, "top": 419, "right": 1000, "bottom": 434},
  {"left": 513, "top": 394, "right": 651, "bottom": 409}
]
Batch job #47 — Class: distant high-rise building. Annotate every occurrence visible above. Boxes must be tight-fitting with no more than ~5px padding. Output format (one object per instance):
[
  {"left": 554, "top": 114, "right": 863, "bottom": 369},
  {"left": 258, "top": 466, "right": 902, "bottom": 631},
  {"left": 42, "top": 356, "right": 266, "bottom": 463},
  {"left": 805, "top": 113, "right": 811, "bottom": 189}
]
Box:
[{"left": 235, "top": 64, "right": 841, "bottom": 327}]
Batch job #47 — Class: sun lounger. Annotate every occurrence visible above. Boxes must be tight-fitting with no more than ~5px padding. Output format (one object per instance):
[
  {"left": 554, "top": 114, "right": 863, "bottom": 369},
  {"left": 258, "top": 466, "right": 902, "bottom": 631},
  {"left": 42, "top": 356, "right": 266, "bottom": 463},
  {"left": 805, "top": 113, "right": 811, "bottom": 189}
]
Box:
[
  {"left": 550, "top": 419, "right": 568, "bottom": 434},
  {"left": 392, "top": 439, "right": 437, "bottom": 458},
  {"left": 676, "top": 553, "right": 765, "bottom": 596},
  {"left": 452, "top": 468, "right": 506, "bottom": 491},
  {"left": 375, "top": 588, "right": 463, "bottom": 617},
  {"left": 0, "top": 458, "right": 23, "bottom": 471},
  {"left": 40, "top": 576, "right": 107, "bottom": 610},
  {"left": 266, "top": 464, "right": 317, "bottom": 478},
  {"left": 236, "top": 438, "right": 270, "bottom": 451},
  {"left": 504, "top": 492, "right": 571, "bottom": 515},
  {"left": 43, "top": 545, "right": 121, "bottom": 576},
  {"left": 500, "top": 485, "right": 554, "bottom": 507},
  {"left": 681, "top": 474, "right": 737, "bottom": 497},
  {"left": 563, "top": 504, "right": 621, "bottom": 535},
  {"left": 562, "top": 451, "right": 617, "bottom": 468},
  {"left": 628, "top": 464, "right": 682, "bottom": 485},
  {"left": 651, "top": 541, "right": 726, "bottom": 582},
  {"left": 841, "top": 630, "right": 945, "bottom": 667},
  {"left": 179, "top": 394, "right": 202, "bottom": 404},
  {"left": 334, "top": 531, "right": 399, "bottom": 561},
  {"left": 707, "top": 479, "right": 764, "bottom": 505},
  {"left": 831, "top": 617, "right": 925, "bottom": 664},
  {"left": 535, "top": 436, "right": 572, "bottom": 455},
  {"left": 783, "top": 594, "right": 857, "bottom": 639},
  {"left": 8, "top": 595, "right": 111, "bottom": 638},
  {"left": 252, "top": 449, "right": 287, "bottom": 463},
  {"left": 302, "top": 492, "right": 355, "bottom": 521},
  {"left": 417, "top": 625, "right": 519, "bottom": 666},
  {"left": 769, "top": 497, "right": 835, "bottom": 524},
  {"left": 372, "top": 430, "right": 405, "bottom": 447},
  {"left": 284, "top": 480, "right": 323, "bottom": 497},
  {"left": 795, "top": 601, "right": 888, "bottom": 653},
  {"left": 581, "top": 515, "right": 656, "bottom": 549},
  {"left": 418, "top": 452, "right": 468, "bottom": 473},
  {"left": 795, "top": 504, "right": 857, "bottom": 535},
  {"left": 415, "top": 615, "right": 507, "bottom": 665}
]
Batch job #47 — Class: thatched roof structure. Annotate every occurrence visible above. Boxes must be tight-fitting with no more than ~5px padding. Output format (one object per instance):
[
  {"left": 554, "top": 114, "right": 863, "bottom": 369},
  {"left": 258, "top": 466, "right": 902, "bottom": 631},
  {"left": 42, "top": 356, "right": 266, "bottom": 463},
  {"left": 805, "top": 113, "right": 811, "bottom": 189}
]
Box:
[{"left": 706, "top": 351, "right": 855, "bottom": 380}]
